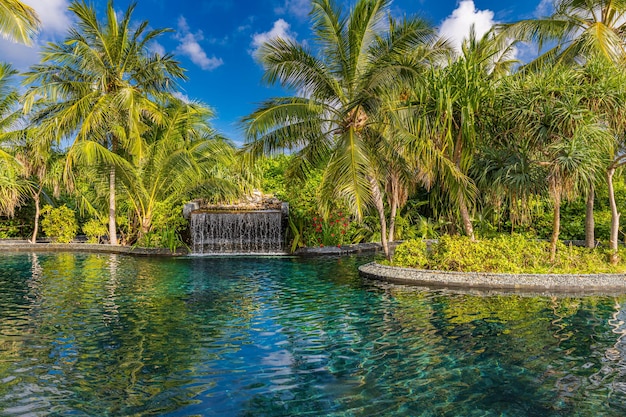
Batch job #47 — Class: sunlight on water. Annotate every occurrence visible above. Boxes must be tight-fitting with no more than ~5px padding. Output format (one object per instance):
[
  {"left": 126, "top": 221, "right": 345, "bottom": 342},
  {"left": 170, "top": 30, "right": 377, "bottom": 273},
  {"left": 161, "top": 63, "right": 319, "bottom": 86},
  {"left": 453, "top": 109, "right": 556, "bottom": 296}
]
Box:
[{"left": 0, "top": 252, "right": 625, "bottom": 416}]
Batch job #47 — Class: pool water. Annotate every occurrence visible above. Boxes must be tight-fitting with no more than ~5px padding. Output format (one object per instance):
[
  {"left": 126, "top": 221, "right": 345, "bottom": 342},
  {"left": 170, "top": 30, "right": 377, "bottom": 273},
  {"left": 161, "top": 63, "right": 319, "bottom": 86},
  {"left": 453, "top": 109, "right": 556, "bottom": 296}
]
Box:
[{"left": 1, "top": 252, "right": 626, "bottom": 416}]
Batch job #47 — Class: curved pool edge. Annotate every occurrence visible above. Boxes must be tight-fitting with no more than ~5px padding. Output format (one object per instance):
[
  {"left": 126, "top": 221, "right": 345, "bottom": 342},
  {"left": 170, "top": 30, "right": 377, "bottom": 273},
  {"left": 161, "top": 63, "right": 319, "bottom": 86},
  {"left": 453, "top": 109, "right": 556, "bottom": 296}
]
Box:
[{"left": 359, "top": 262, "right": 626, "bottom": 295}]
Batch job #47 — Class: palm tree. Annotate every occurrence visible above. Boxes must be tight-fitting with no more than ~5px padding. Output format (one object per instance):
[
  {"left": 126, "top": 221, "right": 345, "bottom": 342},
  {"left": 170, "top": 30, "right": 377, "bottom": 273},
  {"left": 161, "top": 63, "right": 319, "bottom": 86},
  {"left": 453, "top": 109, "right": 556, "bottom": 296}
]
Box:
[
  {"left": 24, "top": 1, "right": 185, "bottom": 245},
  {"left": 118, "top": 99, "right": 241, "bottom": 238},
  {"left": 13, "top": 129, "right": 64, "bottom": 243},
  {"left": 0, "top": 0, "right": 39, "bottom": 45},
  {"left": 0, "top": 62, "right": 29, "bottom": 218},
  {"left": 500, "top": 0, "right": 626, "bottom": 67},
  {"left": 243, "top": 0, "right": 445, "bottom": 258}
]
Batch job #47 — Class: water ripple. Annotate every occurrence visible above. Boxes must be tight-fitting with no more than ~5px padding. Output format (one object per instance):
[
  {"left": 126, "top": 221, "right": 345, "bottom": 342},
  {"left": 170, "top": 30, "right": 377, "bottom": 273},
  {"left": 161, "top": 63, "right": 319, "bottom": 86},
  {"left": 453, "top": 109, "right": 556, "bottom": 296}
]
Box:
[{"left": 0, "top": 253, "right": 625, "bottom": 416}]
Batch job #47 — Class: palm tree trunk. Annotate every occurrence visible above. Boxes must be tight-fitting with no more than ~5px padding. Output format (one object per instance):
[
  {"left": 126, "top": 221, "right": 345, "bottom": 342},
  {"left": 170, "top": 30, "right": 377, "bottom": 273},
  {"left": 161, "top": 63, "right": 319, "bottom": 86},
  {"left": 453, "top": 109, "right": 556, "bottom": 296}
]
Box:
[
  {"left": 30, "top": 189, "right": 40, "bottom": 244},
  {"left": 387, "top": 175, "right": 399, "bottom": 244},
  {"left": 109, "top": 166, "right": 118, "bottom": 245},
  {"left": 550, "top": 192, "right": 561, "bottom": 263},
  {"left": 585, "top": 181, "right": 595, "bottom": 248},
  {"left": 369, "top": 176, "right": 390, "bottom": 260},
  {"left": 459, "top": 196, "right": 475, "bottom": 241},
  {"left": 607, "top": 167, "right": 620, "bottom": 263},
  {"left": 141, "top": 215, "right": 152, "bottom": 237}
]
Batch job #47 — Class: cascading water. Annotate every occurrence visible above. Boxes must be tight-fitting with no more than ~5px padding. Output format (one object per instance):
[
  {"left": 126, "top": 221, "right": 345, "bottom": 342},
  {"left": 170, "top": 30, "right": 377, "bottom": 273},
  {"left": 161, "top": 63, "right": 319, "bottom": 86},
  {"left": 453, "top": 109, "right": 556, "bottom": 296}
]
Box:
[{"left": 190, "top": 209, "right": 286, "bottom": 254}]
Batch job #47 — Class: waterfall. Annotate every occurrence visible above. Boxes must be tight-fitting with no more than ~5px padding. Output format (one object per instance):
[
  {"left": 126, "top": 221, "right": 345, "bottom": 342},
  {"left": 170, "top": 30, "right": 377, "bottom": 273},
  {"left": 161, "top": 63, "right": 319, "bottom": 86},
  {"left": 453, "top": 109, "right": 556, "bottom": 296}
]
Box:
[{"left": 190, "top": 210, "right": 286, "bottom": 254}]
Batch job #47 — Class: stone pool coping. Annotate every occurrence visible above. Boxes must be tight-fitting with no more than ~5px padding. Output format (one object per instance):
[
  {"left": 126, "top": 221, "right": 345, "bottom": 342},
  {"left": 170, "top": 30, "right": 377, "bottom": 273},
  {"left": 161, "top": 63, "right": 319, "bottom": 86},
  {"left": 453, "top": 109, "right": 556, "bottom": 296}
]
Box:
[
  {"left": 0, "top": 241, "right": 386, "bottom": 257},
  {"left": 0, "top": 242, "right": 187, "bottom": 256},
  {"left": 359, "top": 262, "right": 626, "bottom": 295}
]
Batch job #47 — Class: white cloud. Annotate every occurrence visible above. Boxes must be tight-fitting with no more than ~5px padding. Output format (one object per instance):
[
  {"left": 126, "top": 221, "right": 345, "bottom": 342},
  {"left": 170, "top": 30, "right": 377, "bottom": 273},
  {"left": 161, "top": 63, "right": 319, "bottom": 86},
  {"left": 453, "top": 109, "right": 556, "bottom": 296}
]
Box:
[
  {"left": 173, "top": 91, "right": 191, "bottom": 103},
  {"left": 0, "top": 0, "right": 73, "bottom": 70},
  {"left": 439, "top": 0, "right": 495, "bottom": 52},
  {"left": 534, "top": 0, "right": 554, "bottom": 17},
  {"left": 251, "top": 19, "right": 295, "bottom": 56},
  {"left": 149, "top": 41, "right": 166, "bottom": 56},
  {"left": 275, "top": 0, "right": 311, "bottom": 19},
  {"left": 23, "top": 0, "right": 72, "bottom": 35},
  {"left": 174, "top": 16, "right": 224, "bottom": 71}
]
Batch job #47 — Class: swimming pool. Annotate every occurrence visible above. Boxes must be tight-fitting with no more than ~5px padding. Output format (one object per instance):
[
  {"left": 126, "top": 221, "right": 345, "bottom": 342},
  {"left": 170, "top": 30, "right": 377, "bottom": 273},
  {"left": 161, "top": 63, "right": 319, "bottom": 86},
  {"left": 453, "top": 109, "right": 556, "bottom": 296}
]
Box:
[{"left": 1, "top": 252, "right": 625, "bottom": 416}]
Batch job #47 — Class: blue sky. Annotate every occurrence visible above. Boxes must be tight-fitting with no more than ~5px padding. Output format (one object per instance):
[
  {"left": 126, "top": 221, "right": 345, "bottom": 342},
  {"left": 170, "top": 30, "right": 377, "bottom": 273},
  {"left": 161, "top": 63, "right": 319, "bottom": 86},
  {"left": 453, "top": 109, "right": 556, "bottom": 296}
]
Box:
[{"left": 1, "top": 0, "right": 550, "bottom": 144}]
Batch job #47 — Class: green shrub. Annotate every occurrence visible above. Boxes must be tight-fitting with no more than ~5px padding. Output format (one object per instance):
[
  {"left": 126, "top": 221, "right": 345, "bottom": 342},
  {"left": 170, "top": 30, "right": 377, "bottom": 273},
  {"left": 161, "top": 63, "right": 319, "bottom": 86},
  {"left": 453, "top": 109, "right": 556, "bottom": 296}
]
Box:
[
  {"left": 41, "top": 205, "right": 78, "bottom": 243},
  {"left": 135, "top": 226, "right": 185, "bottom": 252},
  {"left": 392, "top": 239, "right": 429, "bottom": 268},
  {"left": 82, "top": 219, "right": 107, "bottom": 243},
  {"left": 392, "top": 234, "right": 626, "bottom": 274}
]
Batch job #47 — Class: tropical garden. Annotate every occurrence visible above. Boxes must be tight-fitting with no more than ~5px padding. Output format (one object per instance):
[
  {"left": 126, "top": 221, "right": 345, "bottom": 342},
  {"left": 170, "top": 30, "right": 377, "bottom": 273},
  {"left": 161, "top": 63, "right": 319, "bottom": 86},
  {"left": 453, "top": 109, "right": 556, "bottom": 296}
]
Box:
[{"left": 2, "top": 0, "right": 626, "bottom": 273}]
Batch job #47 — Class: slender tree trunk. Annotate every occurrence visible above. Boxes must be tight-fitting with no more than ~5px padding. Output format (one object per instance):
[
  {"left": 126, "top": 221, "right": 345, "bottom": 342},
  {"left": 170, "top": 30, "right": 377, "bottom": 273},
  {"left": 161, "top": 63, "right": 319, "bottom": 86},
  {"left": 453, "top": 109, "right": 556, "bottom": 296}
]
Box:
[
  {"left": 369, "top": 176, "right": 389, "bottom": 260},
  {"left": 30, "top": 189, "right": 40, "bottom": 244},
  {"left": 388, "top": 198, "right": 397, "bottom": 244},
  {"left": 109, "top": 166, "right": 118, "bottom": 245},
  {"left": 140, "top": 216, "right": 152, "bottom": 237},
  {"left": 550, "top": 192, "right": 561, "bottom": 263},
  {"left": 459, "top": 196, "right": 475, "bottom": 241},
  {"left": 585, "top": 181, "right": 595, "bottom": 248},
  {"left": 453, "top": 129, "right": 474, "bottom": 240},
  {"left": 607, "top": 167, "right": 620, "bottom": 264},
  {"left": 387, "top": 175, "right": 399, "bottom": 244}
]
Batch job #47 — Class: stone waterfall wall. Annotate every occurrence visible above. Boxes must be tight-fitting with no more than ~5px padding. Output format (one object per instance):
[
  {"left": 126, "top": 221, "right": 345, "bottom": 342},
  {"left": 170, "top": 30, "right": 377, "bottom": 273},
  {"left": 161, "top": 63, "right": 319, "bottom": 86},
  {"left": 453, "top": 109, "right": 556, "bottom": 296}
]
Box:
[{"left": 190, "top": 208, "right": 287, "bottom": 254}]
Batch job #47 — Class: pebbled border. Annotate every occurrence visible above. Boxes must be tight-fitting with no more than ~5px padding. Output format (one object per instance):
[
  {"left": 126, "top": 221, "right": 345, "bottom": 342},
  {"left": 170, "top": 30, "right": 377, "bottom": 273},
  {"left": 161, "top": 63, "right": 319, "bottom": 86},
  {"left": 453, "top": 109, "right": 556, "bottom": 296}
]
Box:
[{"left": 359, "top": 262, "right": 626, "bottom": 295}]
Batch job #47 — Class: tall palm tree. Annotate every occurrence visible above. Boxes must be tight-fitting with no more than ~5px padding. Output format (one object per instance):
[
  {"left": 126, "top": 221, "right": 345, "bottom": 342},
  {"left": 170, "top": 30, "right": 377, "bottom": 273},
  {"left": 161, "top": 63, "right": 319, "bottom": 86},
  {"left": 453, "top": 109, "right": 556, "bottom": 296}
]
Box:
[
  {"left": 24, "top": 1, "right": 185, "bottom": 245},
  {"left": 0, "top": 0, "right": 39, "bottom": 45},
  {"left": 243, "top": 0, "right": 445, "bottom": 258}
]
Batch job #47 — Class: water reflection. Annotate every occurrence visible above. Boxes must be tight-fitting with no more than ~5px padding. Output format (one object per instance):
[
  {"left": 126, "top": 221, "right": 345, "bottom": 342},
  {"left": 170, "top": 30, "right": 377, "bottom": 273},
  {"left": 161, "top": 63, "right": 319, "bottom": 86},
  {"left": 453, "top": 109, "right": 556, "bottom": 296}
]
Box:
[{"left": 0, "top": 253, "right": 625, "bottom": 416}]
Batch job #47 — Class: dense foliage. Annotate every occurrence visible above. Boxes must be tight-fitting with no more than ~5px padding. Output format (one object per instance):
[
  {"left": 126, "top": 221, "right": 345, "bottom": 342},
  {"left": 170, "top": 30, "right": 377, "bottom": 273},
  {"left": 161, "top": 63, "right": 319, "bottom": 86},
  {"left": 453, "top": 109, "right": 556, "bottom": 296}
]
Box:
[
  {"left": 1, "top": 0, "right": 626, "bottom": 267},
  {"left": 392, "top": 236, "right": 626, "bottom": 274}
]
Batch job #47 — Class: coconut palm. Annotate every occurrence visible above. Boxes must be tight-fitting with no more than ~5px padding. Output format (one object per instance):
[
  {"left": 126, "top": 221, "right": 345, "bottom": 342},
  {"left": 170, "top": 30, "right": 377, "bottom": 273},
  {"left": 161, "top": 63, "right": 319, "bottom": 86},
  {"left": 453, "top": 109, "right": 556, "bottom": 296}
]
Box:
[
  {"left": 23, "top": 1, "right": 185, "bottom": 245},
  {"left": 500, "top": 0, "right": 626, "bottom": 67},
  {"left": 0, "top": 63, "right": 29, "bottom": 217},
  {"left": 0, "top": 0, "right": 39, "bottom": 45},
  {"left": 243, "top": 0, "right": 446, "bottom": 258},
  {"left": 117, "top": 99, "right": 241, "bottom": 238}
]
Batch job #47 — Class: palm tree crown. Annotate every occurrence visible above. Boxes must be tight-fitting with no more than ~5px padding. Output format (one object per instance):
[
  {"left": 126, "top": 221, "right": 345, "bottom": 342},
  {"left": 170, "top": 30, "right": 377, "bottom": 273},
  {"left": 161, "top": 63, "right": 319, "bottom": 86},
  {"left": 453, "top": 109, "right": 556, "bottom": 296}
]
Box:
[
  {"left": 500, "top": 0, "right": 626, "bottom": 66},
  {"left": 0, "top": 0, "right": 39, "bottom": 45}
]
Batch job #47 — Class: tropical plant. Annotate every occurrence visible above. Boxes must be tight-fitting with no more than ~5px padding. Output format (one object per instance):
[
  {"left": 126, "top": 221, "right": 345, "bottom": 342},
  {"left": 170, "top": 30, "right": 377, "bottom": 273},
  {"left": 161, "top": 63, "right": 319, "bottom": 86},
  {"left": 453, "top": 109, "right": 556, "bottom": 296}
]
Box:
[
  {"left": 243, "top": 0, "right": 446, "bottom": 259},
  {"left": 0, "top": 63, "right": 30, "bottom": 218},
  {"left": 82, "top": 218, "right": 107, "bottom": 243},
  {"left": 499, "top": 0, "right": 626, "bottom": 68},
  {"left": 12, "top": 127, "right": 65, "bottom": 243},
  {"left": 0, "top": 0, "right": 39, "bottom": 45},
  {"left": 117, "top": 99, "right": 241, "bottom": 239},
  {"left": 497, "top": 65, "right": 611, "bottom": 260},
  {"left": 23, "top": 0, "right": 186, "bottom": 245},
  {"left": 501, "top": 0, "right": 626, "bottom": 252},
  {"left": 393, "top": 29, "right": 515, "bottom": 240},
  {"left": 40, "top": 204, "right": 78, "bottom": 243}
]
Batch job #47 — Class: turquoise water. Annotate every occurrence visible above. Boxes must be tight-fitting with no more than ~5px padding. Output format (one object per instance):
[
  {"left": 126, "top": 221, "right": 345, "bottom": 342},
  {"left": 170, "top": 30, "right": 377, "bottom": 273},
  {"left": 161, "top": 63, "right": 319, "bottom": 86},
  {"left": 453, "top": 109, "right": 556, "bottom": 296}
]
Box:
[{"left": 1, "top": 253, "right": 626, "bottom": 416}]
